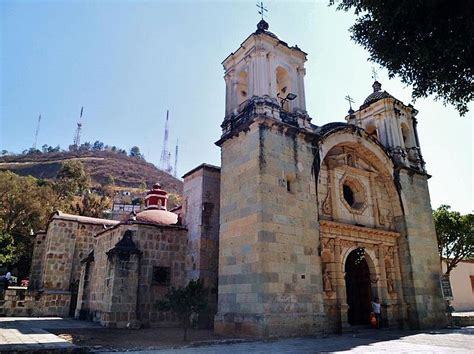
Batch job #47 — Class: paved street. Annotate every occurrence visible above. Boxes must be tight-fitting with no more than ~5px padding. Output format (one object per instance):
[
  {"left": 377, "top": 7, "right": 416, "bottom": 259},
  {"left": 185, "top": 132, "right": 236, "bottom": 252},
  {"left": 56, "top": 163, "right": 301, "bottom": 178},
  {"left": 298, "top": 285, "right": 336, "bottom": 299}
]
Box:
[
  {"left": 106, "top": 327, "right": 474, "bottom": 354},
  {"left": 0, "top": 316, "right": 473, "bottom": 353}
]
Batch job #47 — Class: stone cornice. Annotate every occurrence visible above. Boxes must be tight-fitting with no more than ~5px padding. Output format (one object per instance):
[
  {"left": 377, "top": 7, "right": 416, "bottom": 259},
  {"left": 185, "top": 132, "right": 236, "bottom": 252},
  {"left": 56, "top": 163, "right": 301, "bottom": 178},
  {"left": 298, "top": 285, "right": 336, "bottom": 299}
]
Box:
[{"left": 320, "top": 220, "right": 400, "bottom": 241}]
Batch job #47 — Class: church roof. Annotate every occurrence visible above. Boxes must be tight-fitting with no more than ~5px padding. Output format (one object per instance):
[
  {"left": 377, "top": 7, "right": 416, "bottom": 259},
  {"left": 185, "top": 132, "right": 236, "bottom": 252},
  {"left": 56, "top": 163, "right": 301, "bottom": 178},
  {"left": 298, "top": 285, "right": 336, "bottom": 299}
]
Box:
[
  {"left": 315, "top": 122, "right": 350, "bottom": 137},
  {"left": 51, "top": 211, "right": 119, "bottom": 226},
  {"left": 135, "top": 209, "right": 178, "bottom": 225},
  {"left": 361, "top": 81, "right": 393, "bottom": 108},
  {"left": 222, "top": 20, "right": 306, "bottom": 66},
  {"left": 254, "top": 20, "right": 307, "bottom": 55}
]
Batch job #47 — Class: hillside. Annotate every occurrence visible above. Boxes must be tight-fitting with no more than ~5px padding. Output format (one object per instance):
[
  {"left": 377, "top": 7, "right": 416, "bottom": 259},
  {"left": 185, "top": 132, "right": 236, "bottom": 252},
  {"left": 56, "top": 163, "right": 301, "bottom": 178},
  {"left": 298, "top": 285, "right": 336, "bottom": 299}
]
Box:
[{"left": 0, "top": 151, "right": 182, "bottom": 194}]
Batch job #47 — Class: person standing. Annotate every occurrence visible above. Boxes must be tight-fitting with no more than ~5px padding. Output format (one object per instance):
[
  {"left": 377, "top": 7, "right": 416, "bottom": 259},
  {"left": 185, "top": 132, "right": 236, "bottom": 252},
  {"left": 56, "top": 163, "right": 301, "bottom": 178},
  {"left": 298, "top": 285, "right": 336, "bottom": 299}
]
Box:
[
  {"left": 0, "top": 270, "right": 12, "bottom": 290},
  {"left": 372, "top": 297, "right": 382, "bottom": 328}
]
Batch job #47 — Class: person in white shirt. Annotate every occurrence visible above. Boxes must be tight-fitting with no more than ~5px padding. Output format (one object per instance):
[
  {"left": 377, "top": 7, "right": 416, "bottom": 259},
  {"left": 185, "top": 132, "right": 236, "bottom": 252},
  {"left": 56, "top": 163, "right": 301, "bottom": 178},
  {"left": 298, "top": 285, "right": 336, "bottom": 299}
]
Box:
[{"left": 371, "top": 297, "right": 382, "bottom": 328}]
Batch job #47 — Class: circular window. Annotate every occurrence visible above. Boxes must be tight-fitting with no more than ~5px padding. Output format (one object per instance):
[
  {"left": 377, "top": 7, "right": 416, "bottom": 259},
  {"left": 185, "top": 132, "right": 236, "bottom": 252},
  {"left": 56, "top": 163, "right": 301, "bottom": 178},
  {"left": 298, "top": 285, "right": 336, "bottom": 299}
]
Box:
[{"left": 341, "top": 177, "right": 367, "bottom": 212}]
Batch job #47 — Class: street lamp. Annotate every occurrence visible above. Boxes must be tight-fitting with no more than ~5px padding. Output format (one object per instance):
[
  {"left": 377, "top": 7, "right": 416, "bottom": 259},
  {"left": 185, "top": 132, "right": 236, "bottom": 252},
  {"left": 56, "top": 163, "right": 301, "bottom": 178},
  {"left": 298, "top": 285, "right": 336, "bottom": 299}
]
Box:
[{"left": 277, "top": 92, "right": 297, "bottom": 109}]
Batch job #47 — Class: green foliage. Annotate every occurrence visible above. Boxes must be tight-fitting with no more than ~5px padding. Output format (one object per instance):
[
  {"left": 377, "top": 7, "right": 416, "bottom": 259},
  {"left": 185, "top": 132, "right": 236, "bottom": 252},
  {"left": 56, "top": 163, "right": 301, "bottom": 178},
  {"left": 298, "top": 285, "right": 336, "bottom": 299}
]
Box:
[
  {"left": 157, "top": 279, "right": 208, "bottom": 341},
  {"left": 167, "top": 193, "right": 182, "bottom": 210},
  {"left": 74, "top": 192, "right": 111, "bottom": 218},
  {"left": 332, "top": 0, "right": 473, "bottom": 116},
  {"left": 0, "top": 172, "right": 64, "bottom": 276},
  {"left": 129, "top": 146, "right": 143, "bottom": 159},
  {"left": 93, "top": 140, "right": 105, "bottom": 151},
  {"left": 55, "top": 160, "right": 90, "bottom": 198},
  {"left": 131, "top": 197, "right": 143, "bottom": 206},
  {"left": 433, "top": 205, "right": 474, "bottom": 275}
]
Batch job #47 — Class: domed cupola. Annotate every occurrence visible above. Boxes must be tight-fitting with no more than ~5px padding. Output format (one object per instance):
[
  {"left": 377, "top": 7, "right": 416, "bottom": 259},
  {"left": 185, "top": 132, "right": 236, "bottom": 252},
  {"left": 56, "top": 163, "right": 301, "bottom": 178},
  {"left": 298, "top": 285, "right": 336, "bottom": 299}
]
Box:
[
  {"left": 135, "top": 183, "right": 178, "bottom": 225},
  {"left": 362, "top": 81, "right": 392, "bottom": 107}
]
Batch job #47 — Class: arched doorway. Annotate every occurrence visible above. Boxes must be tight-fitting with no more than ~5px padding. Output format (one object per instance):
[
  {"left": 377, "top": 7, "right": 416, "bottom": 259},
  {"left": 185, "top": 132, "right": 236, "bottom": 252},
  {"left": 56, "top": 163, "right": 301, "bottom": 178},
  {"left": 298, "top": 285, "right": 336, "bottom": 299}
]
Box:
[{"left": 345, "top": 248, "right": 372, "bottom": 325}]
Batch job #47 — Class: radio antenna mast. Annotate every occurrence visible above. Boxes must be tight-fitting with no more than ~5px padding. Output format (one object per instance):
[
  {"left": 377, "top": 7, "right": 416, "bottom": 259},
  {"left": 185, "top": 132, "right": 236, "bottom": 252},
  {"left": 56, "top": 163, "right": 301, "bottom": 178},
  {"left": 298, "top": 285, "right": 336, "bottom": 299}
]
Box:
[
  {"left": 33, "top": 114, "right": 41, "bottom": 149},
  {"left": 159, "top": 110, "right": 171, "bottom": 172},
  {"left": 72, "top": 106, "right": 83, "bottom": 150},
  {"left": 173, "top": 140, "right": 179, "bottom": 177}
]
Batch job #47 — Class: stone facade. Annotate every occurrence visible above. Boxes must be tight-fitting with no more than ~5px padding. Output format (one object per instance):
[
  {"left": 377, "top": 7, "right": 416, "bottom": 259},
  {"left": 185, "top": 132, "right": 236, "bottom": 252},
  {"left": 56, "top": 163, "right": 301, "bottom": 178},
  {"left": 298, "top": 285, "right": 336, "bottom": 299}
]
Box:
[
  {"left": 214, "top": 20, "right": 446, "bottom": 337},
  {"left": 28, "top": 212, "right": 118, "bottom": 317},
  {"left": 76, "top": 223, "right": 188, "bottom": 328},
  {"left": 182, "top": 164, "right": 221, "bottom": 327}
]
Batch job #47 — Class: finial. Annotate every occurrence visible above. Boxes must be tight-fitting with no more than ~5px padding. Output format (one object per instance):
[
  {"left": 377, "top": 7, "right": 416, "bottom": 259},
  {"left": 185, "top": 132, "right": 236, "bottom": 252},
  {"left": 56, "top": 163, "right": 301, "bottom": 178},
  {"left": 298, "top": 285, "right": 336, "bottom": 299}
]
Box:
[
  {"left": 257, "top": 19, "right": 269, "bottom": 31},
  {"left": 371, "top": 67, "right": 382, "bottom": 92},
  {"left": 371, "top": 67, "right": 378, "bottom": 81},
  {"left": 256, "top": 2, "right": 269, "bottom": 31},
  {"left": 256, "top": 2, "right": 268, "bottom": 20},
  {"left": 372, "top": 81, "right": 382, "bottom": 93},
  {"left": 345, "top": 95, "right": 355, "bottom": 114}
]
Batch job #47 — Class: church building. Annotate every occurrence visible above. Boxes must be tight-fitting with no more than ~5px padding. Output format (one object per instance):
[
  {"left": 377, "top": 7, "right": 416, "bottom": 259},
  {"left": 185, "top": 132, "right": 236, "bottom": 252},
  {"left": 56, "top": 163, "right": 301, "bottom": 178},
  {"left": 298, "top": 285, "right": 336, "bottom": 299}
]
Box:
[
  {"left": 11, "top": 19, "right": 446, "bottom": 337},
  {"left": 213, "top": 19, "right": 445, "bottom": 336}
]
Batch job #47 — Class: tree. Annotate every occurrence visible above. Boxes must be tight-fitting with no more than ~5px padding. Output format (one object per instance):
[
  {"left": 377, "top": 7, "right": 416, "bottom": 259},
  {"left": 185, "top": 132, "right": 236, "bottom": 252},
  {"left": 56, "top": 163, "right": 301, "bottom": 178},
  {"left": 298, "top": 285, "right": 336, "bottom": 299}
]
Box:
[
  {"left": 168, "top": 193, "right": 182, "bottom": 210},
  {"left": 157, "top": 279, "right": 208, "bottom": 341},
  {"left": 433, "top": 205, "right": 474, "bottom": 275},
  {"left": 129, "top": 146, "right": 142, "bottom": 159},
  {"left": 74, "top": 192, "right": 111, "bottom": 218},
  {"left": 332, "top": 0, "right": 474, "bottom": 116},
  {"left": 93, "top": 140, "right": 105, "bottom": 151},
  {"left": 0, "top": 172, "right": 63, "bottom": 277},
  {"left": 55, "top": 160, "right": 90, "bottom": 198},
  {"left": 79, "top": 142, "right": 92, "bottom": 151},
  {"left": 27, "top": 147, "right": 41, "bottom": 155}
]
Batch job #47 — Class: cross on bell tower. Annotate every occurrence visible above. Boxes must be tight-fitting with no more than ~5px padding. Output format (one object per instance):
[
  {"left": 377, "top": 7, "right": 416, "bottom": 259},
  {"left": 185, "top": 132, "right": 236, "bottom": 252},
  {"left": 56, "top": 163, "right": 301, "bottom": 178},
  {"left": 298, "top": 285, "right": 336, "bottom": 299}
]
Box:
[{"left": 256, "top": 1, "right": 268, "bottom": 20}]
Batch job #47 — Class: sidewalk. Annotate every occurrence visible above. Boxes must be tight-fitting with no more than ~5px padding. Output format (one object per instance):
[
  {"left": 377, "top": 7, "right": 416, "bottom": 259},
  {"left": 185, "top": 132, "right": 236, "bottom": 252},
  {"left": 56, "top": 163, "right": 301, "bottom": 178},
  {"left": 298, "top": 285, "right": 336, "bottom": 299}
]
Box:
[{"left": 0, "top": 317, "right": 99, "bottom": 353}]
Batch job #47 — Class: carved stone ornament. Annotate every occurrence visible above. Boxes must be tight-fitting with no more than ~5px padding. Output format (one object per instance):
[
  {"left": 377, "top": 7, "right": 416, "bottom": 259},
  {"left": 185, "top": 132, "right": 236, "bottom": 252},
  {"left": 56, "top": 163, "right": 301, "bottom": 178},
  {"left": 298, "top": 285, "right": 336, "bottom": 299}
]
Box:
[
  {"left": 323, "top": 270, "right": 333, "bottom": 292},
  {"left": 386, "top": 272, "right": 395, "bottom": 293},
  {"left": 322, "top": 193, "right": 332, "bottom": 215}
]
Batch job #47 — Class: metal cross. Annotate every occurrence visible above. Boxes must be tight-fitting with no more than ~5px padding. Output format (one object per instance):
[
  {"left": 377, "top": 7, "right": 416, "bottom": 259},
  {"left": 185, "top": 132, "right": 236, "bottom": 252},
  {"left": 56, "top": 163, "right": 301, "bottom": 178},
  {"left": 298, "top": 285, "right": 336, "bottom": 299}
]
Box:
[
  {"left": 371, "top": 67, "right": 378, "bottom": 81},
  {"left": 345, "top": 95, "right": 355, "bottom": 110},
  {"left": 256, "top": 2, "right": 268, "bottom": 20}
]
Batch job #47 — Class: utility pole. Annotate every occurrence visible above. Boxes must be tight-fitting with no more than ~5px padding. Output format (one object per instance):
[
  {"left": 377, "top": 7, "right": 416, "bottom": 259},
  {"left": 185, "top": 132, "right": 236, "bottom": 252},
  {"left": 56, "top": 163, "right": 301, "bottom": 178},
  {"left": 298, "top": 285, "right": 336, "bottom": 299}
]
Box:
[{"left": 33, "top": 114, "right": 41, "bottom": 149}]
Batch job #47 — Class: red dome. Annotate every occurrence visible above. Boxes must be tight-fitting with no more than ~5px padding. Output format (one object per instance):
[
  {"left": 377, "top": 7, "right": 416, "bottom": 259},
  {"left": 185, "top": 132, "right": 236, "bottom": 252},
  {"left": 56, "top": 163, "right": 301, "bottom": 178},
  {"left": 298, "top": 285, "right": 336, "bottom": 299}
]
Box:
[{"left": 135, "top": 209, "right": 178, "bottom": 225}]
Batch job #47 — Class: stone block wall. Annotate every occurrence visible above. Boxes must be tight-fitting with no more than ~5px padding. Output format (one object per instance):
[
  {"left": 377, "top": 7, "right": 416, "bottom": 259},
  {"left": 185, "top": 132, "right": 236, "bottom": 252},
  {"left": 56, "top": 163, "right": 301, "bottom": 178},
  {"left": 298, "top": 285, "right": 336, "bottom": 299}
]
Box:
[
  {"left": 41, "top": 219, "right": 79, "bottom": 291},
  {"left": 79, "top": 223, "right": 187, "bottom": 328},
  {"left": 183, "top": 164, "right": 221, "bottom": 327},
  {"left": 396, "top": 169, "right": 446, "bottom": 329},
  {"left": 29, "top": 232, "right": 47, "bottom": 290},
  {"left": 215, "top": 120, "right": 325, "bottom": 337},
  {"left": 0, "top": 288, "right": 70, "bottom": 317},
  {"left": 38, "top": 217, "right": 109, "bottom": 292}
]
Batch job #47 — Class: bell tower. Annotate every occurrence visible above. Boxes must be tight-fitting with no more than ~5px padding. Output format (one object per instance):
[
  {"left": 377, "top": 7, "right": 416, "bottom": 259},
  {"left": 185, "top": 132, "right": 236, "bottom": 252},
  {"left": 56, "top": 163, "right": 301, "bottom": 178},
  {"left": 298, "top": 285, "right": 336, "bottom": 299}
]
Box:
[
  {"left": 215, "top": 20, "right": 324, "bottom": 337},
  {"left": 346, "top": 81, "right": 425, "bottom": 172},
  {"left": 346, "top": 82, "right": 446, "bottom": 329},
  {"left": 222, "top": 19, "right": 309, "bottom": 122}
]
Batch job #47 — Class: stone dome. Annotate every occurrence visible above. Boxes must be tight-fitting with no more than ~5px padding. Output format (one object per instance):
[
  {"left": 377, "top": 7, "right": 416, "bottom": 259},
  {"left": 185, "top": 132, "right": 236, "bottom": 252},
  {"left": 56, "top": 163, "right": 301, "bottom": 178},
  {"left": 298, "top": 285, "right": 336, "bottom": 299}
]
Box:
[
  {"left": 135, "top": 209, "right": 178, "bottom": 225},
  {"left": 362, "top": 81, "right": 392, "bottom": 106}
]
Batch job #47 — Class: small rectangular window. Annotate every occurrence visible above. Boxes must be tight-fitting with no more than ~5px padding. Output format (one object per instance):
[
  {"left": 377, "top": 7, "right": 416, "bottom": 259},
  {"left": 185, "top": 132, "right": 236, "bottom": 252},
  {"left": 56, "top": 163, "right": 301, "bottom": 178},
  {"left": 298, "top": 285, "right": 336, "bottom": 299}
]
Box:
[{"left": 152, "top": 266, "right": 171, "bottom": 285}]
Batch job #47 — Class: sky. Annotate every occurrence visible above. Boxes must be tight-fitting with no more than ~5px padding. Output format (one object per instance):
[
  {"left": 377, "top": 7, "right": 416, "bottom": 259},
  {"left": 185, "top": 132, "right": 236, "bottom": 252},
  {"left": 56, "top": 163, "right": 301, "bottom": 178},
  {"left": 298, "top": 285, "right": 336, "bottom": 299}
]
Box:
[{"left": 1, "top": 0, "right": 472, "bottom": 214}]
